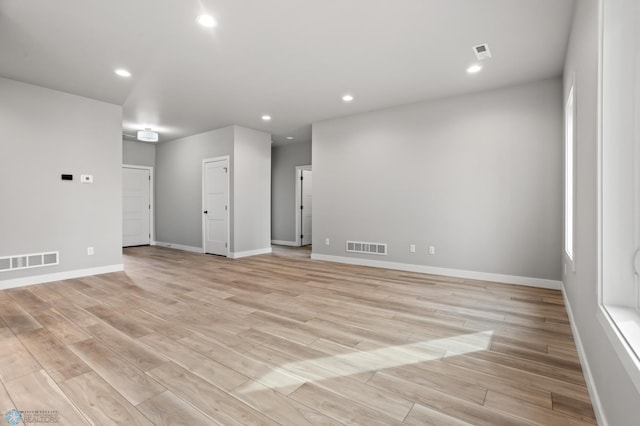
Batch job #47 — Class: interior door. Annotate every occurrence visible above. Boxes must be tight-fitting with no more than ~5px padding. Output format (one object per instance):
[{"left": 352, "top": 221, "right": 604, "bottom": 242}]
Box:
[
  {"left": 204, "top": 158, "right": 229, "bottom": 256},
  {"left": 123, "top": 167, "right": 151, "bottom": 247},
  {"left": 301, "top": 169, "right": 312, "bottom": 246}
]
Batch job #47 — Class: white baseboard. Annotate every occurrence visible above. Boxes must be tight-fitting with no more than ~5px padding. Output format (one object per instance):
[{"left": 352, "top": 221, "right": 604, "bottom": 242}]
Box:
[
  {"left": 271, "top": 240, "right": 298, "bottom": 247},
  {"left": 561, "top": 283, "right": 608, "bottom": 426},
  {"left": 229, "top": 247, "right": 272, "bottom": 259},
  {"left": 310, "top": 254, "right": 562, "bottom": 290},
  {"left": 0, "top": 264, "right": 124, "bottom": 290},
  {"left": 155, "top": 241, "right": 203, "bottom": 253}
]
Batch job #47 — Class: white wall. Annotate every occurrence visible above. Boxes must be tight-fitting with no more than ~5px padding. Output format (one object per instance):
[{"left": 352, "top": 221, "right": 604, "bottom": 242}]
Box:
[
  {"left": 233, "top": 126, "right": 272, "bottom": 255},
  {"left": 312, "top": 78, "right": 563, "bottom": 283},
  {"left": 271, "top": 141, "right": 312, "bottom": 243},
  {"left": 562, "top": 1, "right": 640, "bottom": 424},
  {"left": 0, "top": 77, "right": 123, "bottom": 287}
]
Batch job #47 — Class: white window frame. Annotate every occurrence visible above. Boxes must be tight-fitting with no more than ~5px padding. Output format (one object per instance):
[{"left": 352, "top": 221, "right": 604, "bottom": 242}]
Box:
[
  {"left": 597, "top": 0, "right": 640, "bottom": 394},
  {"left": 565, "top": 80, "right": 576, "bottom": 272}
]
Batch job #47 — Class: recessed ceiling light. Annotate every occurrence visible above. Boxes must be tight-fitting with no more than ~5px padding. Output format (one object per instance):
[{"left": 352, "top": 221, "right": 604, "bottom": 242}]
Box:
[
  {"left": 262, "top": 115, "right": 272, "bottom": 121},
  {"left": 286, "top": 137, "right": 293, "bottom": 140},
  {"left": 197, "top": 14, "right": 217, "bottom": 28},
  {"left": 466, "top": 64, "right": 483, "bottom": 74},
  {"left": 342, "top": 94, "right": 354, "bottom": 102},
  {"left": 114, "top": 69, "right": 132, "bottom": 78}
]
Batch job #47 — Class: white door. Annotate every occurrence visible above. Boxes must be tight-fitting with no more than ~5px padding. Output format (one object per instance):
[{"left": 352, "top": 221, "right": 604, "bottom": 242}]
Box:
[
  {"left": 301, "top": 169, "right": 312, "bottom": 246},
  {"left": 123, "top": 167, "right": 151, "bottom": 247},
  {"left": 204, "top": 158, "right": 229, "bottom": 256}
]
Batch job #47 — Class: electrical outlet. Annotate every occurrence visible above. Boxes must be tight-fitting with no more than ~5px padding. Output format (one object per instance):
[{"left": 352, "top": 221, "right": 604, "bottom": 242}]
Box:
[
  {"left": 428, "top": 246, "right": 435, "bottom": 255},
  {"left": 325, "top": 238, "right": 330, "bottom": 246},
  {"left": 410, "top": 244, "right": 416, "bottom": 253},
  {"left": 87, "top": 247, "right": 94, "bottom": 256}
]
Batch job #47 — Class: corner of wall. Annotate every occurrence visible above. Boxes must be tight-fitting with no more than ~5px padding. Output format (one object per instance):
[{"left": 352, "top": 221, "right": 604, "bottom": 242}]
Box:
[{"left": 560, "top": 282, "right": 608, "bottom": 426}]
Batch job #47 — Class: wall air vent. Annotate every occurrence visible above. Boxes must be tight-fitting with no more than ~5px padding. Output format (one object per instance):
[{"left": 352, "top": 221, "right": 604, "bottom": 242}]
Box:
[
  {"left": 0, "top": 251, "right": 59, "bottom": 272},
  {"left": 473, "top": 43, "right": 492, "bottom": 60},
  {"left": 346, "top": 241, "right": 387, "bottom": 256}
]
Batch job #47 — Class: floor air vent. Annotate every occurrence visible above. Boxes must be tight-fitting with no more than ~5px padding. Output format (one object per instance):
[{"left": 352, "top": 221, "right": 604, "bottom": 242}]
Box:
[
  {"left": 346, "top": 241, "right": 387, "bottom": 256},
  {"left": 0, "top": 251, "right": 59, "bottom": 272}
]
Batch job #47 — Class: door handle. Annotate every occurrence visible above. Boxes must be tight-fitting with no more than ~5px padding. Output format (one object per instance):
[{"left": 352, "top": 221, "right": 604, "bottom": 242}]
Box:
[{"left": 204, "top": 210, "right": 208, "bottom": 214}]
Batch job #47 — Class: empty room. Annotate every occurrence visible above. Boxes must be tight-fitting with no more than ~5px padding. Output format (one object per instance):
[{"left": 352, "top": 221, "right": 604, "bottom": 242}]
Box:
[{"left": 0, "top": 0, "right": 638, "bottom": 424}]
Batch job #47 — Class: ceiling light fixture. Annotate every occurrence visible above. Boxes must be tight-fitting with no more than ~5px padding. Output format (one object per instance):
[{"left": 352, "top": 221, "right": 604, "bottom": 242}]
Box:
[
  {"left": 342, "top": 94, "right": 354, "bottom": 102},
  {"left": 262, "top": 115, "right": 272, "bottom": 121},
  {"left": 137, "top": 128, "right": 159, "bottom": 142},
  {"left": 114, "top": 69, "right": 132, "bottom": 78},
  {"left": 197, "top": 14, "right": 217, "bottom": 28},
  {"left": 286, "top": 137, "right": 293, "bottom": 140},
  {"left": 466, "top": 64, "right": 483, "bottom": 74}
]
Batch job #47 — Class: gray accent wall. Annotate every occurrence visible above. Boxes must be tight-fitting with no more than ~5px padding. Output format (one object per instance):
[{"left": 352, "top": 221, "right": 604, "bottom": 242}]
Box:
[
  {"left": 155, "top": 126, "right": 234, "bottom": 249},
  {"left": 312, "top": 78, "right": 562, "bottom": 281},
  {"left": 0, "top": 77, "right": 122, "bottom": 282},
  {"left": 563, "top": 1, "right": 640, "bottom": 424},
  {"left": 271, "top": 141, "right": 312, "bottom": 243},
  {"left": 123, "top": 139, "right": 156, "bottom": 168}
]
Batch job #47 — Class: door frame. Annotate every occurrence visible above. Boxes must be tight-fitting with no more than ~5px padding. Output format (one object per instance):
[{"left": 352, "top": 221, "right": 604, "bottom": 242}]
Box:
[
  {"left": 122, "top": 164, "right": 155, "bottom": 245},
  {"left": 202, "top": 156, "right": 230, "bottom": 256},
  {"left": 295, "top": 165, "right": 312, "bottom": 247}
]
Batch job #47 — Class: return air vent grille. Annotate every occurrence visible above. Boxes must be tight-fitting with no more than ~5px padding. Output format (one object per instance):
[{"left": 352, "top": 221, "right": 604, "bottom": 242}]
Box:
[
  {"left": 346, "top": 241, "right": 387, "bottom": 256},
  {"left": 473, "top": 43, "right": 492, "bottom": 60},
  {"left": 0, "top": 251, "right": 59, "bottom": 272}
]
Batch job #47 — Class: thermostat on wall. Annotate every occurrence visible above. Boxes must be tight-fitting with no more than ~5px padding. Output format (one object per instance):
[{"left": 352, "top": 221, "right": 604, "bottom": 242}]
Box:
[{"left": 81, "top": 174, "right": 93, "bottom": 184}]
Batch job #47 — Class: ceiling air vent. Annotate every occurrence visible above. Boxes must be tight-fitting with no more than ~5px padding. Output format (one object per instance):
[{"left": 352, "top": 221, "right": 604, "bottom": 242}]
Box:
[
  {"left": 346, "top": 240, "right": 387, "bottom": 256},
  {"left": 473, "top": 43, "right": 492, "bottom": 60}
]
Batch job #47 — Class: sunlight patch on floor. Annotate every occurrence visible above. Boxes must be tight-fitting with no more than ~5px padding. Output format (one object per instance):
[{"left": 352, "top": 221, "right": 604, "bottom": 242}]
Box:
[{"left": 238, "top": 330, "right": 494, "bottom": 393}]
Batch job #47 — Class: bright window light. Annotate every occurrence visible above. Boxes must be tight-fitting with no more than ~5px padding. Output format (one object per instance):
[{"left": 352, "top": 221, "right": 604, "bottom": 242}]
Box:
[
  {"left": 565, "top": 86, "right": 575, "bottom": 262},
  {"left": 237, "top": 331, "right": 493, "bottom": 394}
]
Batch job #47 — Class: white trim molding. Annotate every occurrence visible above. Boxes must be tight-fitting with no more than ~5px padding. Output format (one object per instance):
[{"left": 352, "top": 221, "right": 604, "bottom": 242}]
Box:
[
  {"left": 563, "top": 285, "right": 608, "bottom": 426},
  {"left": 0, "top": 264, "right": 124, "bottom": 291},
  {"left": 310, "top": 254, "right": 562, "bottom": 290},
  {"left": 229, "top": 247, "right": 272, "bottom": 259},
  {"left": 271, "top": 240, "right": 298, "bottom": 247},
  {"left": 155, "top": 242, "right": 203, "bottom": 253},
  {"left": 598, "top": 305, "right": 640, "bottom": 396}
]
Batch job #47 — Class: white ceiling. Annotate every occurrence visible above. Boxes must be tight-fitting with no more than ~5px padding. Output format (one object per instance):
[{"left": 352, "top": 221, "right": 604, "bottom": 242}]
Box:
[{"left": 0, "top": 0, "right": 575, "bottom": 145}]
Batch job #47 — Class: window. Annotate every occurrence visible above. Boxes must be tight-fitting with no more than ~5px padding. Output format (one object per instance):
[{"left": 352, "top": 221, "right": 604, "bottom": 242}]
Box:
[
  {"left": 565, "top": 84, "right": 575, "bottom": 266},
  {"left": 598, "top": 0, "right": 640, "bottom": 393}
]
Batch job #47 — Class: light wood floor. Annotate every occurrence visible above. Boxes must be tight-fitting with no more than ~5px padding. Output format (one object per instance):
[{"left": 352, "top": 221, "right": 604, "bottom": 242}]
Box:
[{"left": 0, "top": 246, "right": 595, "bottom": 425}]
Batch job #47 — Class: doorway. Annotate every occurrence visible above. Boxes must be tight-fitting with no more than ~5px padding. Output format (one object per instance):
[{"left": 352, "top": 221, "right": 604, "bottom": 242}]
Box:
[
  {"left": 202, "top": 157, "right": 230, "bottom": 256},
  {"left": 295, "top": 165, "right": 312, "bottom": 246},
  {"left": 122, "top": 166, "right": 153, "bottom": 247}
]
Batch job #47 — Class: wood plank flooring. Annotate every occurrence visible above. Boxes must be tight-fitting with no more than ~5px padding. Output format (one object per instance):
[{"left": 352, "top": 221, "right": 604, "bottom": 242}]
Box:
[{"left": 0, "top": 245, "right": 596, "bottom": 425}]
